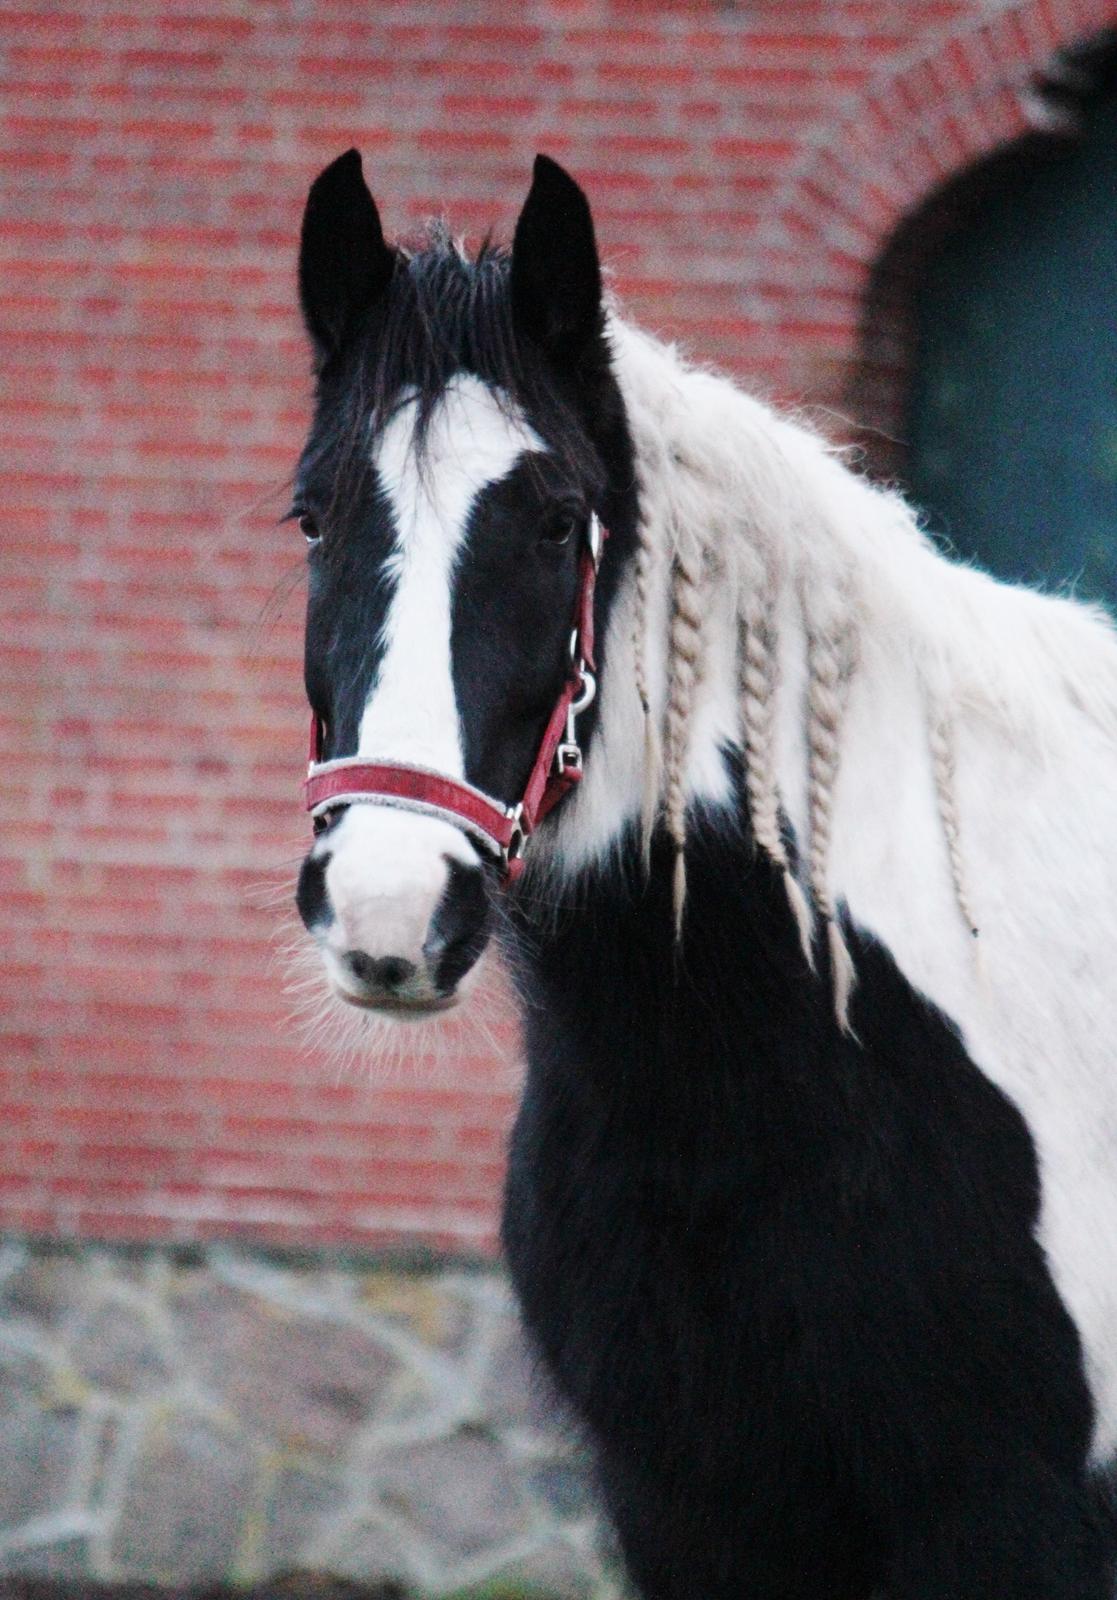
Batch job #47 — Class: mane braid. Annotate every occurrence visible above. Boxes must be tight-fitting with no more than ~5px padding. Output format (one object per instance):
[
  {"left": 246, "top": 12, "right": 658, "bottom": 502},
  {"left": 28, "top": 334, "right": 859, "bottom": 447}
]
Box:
[
  {"left": 805, "top": 610, "right": 858, "bottom": 1031},
  {"left": 663, "top": 538, "right": 711, "bottom": 932},
  {"left": 633, "top": 514, "right": 662, "bottom": 863},
  {"left": 739, "top": 581, "right": 815, "bottom": 967},
  {"left": 929, "top": 711, "right": 981, "bottom": 943}
]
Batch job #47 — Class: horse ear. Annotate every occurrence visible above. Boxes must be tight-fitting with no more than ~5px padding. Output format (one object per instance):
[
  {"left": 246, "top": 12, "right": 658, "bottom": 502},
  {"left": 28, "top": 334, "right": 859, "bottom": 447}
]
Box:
[
  {"left": 299, "top": 148, "right": 395, "bottom": 364},
  {"left": 511, "top": 154, "right": 603, "bottom": 361}
]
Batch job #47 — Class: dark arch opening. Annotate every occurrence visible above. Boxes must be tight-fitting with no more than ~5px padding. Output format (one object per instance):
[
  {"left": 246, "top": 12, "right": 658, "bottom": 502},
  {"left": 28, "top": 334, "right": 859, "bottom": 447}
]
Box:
[{"left": 855, "top": 30, "right": 1117, "bottom": 606}]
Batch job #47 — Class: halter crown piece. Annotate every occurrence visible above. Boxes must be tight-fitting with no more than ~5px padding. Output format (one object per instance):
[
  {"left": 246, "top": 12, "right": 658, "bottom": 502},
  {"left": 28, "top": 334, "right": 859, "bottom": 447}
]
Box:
[{"left": 303, "top": 514, "right": 607, "bottom": 882}]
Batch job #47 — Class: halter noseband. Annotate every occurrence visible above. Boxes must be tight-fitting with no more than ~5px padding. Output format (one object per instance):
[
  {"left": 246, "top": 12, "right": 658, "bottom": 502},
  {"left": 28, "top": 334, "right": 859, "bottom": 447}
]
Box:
[{"left": 303, "top": 514, "right": 607, "bottom": 882}]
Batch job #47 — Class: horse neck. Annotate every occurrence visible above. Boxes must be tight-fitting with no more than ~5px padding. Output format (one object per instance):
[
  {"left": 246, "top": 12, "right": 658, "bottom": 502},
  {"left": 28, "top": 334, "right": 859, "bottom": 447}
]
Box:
[{"left": 526, "top": 314, "right": 1117, "bottom": 1039}]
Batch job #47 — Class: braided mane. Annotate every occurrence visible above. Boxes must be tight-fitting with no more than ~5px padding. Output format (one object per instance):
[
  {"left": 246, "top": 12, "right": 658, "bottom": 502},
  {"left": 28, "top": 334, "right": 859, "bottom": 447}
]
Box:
[{"left": 601, "top": 315, "right": 1117, "bottom": 1028}]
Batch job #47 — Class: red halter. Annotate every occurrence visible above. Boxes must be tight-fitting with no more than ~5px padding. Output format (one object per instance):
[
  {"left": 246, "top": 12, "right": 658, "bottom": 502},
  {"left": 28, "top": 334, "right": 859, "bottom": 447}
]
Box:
[{"left": 303, "top": 514, "right": 607, "bottom": 882}]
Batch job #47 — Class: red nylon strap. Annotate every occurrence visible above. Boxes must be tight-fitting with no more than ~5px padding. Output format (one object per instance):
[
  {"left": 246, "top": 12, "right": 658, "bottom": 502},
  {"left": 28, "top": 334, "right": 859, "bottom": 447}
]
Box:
[
  {"left": 304, "top": 515, "right": 608, "bottom": 879},
  {"left": 304, "top": 759, "right": 519, "bottom": 852},
  {"left": 576, "top": 544, "right": 598, "bottom": 671},
  {"left": 521, "top": 675, "right": 582, "bottom": 828}
]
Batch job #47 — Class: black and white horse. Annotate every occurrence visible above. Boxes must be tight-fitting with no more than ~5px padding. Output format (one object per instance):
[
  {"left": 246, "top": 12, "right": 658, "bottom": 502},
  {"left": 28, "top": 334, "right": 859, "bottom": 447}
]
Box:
[{"left": 291, "top": 149, "right": 1117, "bottom": 1596}]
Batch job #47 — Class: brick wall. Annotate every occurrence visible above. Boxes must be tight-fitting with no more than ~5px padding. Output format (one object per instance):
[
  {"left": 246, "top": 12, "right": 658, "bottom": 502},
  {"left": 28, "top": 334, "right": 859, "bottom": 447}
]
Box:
[{"left": 1, "top": 0, "right": 1111, "bottom": 1252}]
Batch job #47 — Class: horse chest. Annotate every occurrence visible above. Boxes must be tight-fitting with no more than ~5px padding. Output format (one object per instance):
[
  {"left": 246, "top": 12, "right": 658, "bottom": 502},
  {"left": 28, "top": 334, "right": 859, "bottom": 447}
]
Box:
[
  {"left": 503, "top": 1074, "right": 825, "bottom": 1473},
  {"left": 502, "top": 828, "right": 1098, "bottom": 1494}
]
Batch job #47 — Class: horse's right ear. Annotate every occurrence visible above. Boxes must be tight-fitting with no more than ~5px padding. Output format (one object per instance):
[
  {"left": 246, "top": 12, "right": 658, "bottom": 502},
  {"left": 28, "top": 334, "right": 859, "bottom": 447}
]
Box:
[{"left": 299, "top": 149, "right": 395, "bottom": 365}]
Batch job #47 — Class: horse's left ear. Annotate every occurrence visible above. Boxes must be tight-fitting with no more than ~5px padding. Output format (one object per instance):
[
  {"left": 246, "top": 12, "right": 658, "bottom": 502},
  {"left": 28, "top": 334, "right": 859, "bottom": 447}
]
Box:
[{"left": 511, "top": 154, "right": 603, "bottom": 361}]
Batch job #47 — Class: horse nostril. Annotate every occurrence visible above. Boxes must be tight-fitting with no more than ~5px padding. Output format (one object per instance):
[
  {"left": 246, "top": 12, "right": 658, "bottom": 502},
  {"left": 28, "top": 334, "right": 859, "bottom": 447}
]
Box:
[
  {"left": 345, "top": 950, "right": 375, "bottom": 984},
  {"left": 345, "top": 951, "right": 416, "bottom": 991},
  {"left": 375, "top": 956, "right": 416, "bottom": 990}
]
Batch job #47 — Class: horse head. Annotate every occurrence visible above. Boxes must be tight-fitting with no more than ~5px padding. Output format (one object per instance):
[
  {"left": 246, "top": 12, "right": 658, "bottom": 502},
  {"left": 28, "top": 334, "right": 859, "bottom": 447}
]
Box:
[{"left": 292, "top": 150, "right": 637, "bottom": 1015}]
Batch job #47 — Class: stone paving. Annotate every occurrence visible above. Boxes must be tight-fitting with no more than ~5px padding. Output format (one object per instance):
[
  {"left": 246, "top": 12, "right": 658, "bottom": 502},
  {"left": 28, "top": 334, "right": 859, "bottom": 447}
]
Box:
[{"left": 0, "top": 1242, "right": 630, "bottom": 1598}]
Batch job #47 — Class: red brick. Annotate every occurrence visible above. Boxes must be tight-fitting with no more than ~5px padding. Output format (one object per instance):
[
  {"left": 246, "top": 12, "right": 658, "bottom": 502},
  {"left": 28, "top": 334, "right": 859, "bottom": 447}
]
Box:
[{"left": 1, "top": 0, "right": 1093, "bottom": 1255}]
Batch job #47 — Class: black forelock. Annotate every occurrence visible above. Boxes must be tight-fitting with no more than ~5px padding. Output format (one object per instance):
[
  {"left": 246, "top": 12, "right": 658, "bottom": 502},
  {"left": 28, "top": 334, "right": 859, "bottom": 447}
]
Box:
[
  {"left": 366, "top": 224, "right": 522, "bottom": 441},
  {"left": 301, "top": 223, "right": 603, "bottom": 513}
]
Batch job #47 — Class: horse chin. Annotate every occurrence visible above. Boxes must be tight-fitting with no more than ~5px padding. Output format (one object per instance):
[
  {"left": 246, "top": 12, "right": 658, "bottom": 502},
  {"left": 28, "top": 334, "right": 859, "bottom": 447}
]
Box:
[{"left": 330, "top": 984, "right": 459, "bottom": 1019}]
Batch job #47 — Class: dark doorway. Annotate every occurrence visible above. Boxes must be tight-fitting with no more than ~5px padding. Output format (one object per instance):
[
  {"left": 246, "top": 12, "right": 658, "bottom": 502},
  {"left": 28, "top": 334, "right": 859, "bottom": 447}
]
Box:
[
  {"left": 858, "top": 34, "right": 1117, "bottom": 610},
  {"left": 908, "top": 79, "right": 1117, "bottom": 604}
]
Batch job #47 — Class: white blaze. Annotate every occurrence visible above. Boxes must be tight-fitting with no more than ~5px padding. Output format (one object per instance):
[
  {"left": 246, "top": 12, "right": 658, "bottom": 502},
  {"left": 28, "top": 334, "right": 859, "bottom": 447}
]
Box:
[
  {"left": 357, "top": 376, "right": 542, "bottom": 773},
  {"left": 316, "top": 375, "right": 543, "bottom": 990}
]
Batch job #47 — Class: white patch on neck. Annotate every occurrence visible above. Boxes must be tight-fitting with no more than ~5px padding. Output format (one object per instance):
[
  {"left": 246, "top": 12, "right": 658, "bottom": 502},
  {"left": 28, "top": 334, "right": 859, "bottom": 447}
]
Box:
[
  {"left": 357, "top": 375, "right": 543, "bottom": 774},
  {"left": 541, "top": 311, "right": 1117, "bottom": 1466}
]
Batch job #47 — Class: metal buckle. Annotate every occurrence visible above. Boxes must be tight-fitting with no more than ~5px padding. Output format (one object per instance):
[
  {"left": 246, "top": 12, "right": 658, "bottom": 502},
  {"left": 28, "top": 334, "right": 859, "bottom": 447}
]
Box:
[
  {"left": 502, "top": 803, "right": 526, "bottom": 870},
  {"left": 553, "top": 668, "right": 596, "bottom": 780},
  {"left": 569, "top": 670, "right": 596, "bottom": 719},
  {"left": 555, "top": 743, "right": 583, "bottom": 777}
]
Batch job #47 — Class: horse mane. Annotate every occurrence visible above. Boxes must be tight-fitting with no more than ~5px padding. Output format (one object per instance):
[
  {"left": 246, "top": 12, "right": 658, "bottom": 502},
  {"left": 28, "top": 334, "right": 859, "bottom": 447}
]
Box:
[{"left": 605, "top": 314, "right": 1117, "bottom": 1026}]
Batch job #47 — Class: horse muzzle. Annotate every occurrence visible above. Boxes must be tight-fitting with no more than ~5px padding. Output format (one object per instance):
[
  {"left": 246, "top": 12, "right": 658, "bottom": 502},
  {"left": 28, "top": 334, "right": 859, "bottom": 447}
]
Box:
[{"left": 296, "top": 805, "right": 493, "bottom": 1015}]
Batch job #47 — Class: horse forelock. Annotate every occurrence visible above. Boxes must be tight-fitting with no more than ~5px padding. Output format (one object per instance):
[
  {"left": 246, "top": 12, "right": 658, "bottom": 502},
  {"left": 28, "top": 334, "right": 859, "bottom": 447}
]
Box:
[{"left": 299, "top": 226, "right": 600, "bottom": 519}]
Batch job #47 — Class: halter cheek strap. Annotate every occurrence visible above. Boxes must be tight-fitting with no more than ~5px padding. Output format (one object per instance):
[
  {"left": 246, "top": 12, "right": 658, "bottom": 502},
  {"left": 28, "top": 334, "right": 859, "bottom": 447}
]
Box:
[{"left": 303, "top": 514, "right": 607, "bottom": 882}]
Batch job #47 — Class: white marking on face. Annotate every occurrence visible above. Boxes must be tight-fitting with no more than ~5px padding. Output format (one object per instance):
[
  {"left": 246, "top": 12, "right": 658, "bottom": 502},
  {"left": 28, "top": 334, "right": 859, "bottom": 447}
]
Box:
[
  {"left": 317, "top": 376, "right": 543, "bottom": 990},
  {"left": 356, "top": 376, "right": 543, "bottom": 773}
]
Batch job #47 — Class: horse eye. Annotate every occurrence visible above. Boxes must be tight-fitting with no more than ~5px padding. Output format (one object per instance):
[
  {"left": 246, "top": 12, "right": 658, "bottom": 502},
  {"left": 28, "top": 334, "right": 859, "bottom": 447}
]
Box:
[
  {"left": 298, "top": 512, "right": 321, "bottom": 546},
  {"left": 540, "top": 518, "right": 577, "bottom": 549}
]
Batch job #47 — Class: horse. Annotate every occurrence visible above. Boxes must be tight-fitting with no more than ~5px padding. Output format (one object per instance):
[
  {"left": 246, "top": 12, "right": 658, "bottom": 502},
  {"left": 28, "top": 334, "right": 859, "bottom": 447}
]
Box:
[{"left": 289, "top": 148, "right": 1117, "bottom": 1597}]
